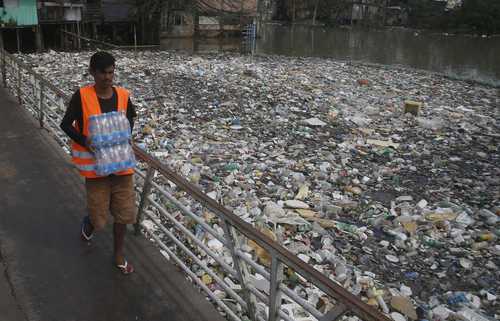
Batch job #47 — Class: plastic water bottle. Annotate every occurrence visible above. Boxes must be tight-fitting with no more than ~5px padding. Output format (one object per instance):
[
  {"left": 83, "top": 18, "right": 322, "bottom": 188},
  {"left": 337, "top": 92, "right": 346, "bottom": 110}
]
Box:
[
  {"left": 108, "top": 113, "right": 116, "bottom": 145},
  {"left": 111, "top": 146, "right": 120, "bottom": 172},
  {"left": 116, "top": 144, "right": 125, "bottom": 170},
  {"left": 94, "top": 149, "right": 102, "bottom": 174},
  {"left": 447, "top": 292, "right": 468, "bottom": 306},
  {"left": 116, "top": 145, "right": 124, "bottom": 171},
  {"left": 102, "top": 114, "right": 112, "bottom": 146},
  {"left": 109, "top": 112, "right": 118, "bottom": 142},
  {"left": 96, "top": 115, "right": 104, "bottom": 147},
  {"left": 115, "top": 112, "right": 128, "bottom": 142},
  {"left": 100, "top": 147, "right": 110, "bottom": 175},
  {"left": 97, "top": 148, "right": 107, "bottom": 175},
  {"left": 89, "top": 115, "right": 100, "bottom": 147},
  {"left": 88, "top": 115, "right": 96, "bottom": 135},
  {"left": 90, "top": 110, "right": 136, "bottom": 175},
  {"left": 95, "top": 116, "right": 102, "bottom": 144},
  {"left": 119, "top": 113, "right": 129, "bottom": 142},
  {"left": 106, "top": 147, "right": 114, "bottom": 175}
]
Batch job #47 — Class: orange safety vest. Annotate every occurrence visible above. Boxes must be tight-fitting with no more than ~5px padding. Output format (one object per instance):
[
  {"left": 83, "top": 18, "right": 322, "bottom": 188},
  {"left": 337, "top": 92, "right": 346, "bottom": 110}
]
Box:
[{"left": 71, "top": 85, "right": 135, "bottom": 178}]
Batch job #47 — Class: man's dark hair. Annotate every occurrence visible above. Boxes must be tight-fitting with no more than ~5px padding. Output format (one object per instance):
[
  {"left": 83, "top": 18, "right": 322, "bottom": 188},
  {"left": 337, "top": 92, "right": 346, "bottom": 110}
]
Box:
[{"left": 89, "top": 51, "right": 115, "bottom": 72}]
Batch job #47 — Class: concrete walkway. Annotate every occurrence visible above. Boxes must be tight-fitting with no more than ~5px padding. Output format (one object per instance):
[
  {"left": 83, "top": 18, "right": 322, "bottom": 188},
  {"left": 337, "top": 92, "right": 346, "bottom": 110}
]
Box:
[{"left": 0, "top": 87, "right": 226, "bottom": 321}]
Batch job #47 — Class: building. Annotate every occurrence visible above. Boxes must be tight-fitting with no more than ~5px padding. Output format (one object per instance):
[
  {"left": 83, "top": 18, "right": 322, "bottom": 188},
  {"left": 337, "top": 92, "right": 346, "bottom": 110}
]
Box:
[
  {"left": 37, "top": 0, "right": 84, "bottom": 50},
  {"left": 36, "top": 0, "right": 138, "bottom": 50},
  {"left": 0, "top": 0, "right": 39, "bottom": 52},
  {"left": 160, "top": 0, "right": 258, "bottom": 39},
  {"left": 350, "top": 0, "right": 387, "bottom": 26},
  {"left": 83, "top": 0, "right": 137, "bottom": 45}
]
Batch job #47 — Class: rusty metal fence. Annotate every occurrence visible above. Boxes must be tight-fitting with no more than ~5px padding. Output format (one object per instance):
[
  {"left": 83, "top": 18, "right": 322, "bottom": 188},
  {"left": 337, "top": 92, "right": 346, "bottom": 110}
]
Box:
[{"left": 0, "top": 47, "right": 391, "bottom": 321}]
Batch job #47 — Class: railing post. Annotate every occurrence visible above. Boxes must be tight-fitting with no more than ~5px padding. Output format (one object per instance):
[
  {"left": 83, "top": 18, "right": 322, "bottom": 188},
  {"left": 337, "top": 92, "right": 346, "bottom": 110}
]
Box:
[
  {"left": 1, "top": 48, "right": 6, "bottom": 88},
  {"left": 135, "top": 165, "right": 156, "bottom": 235},
  {"left": 319, "top": 303, "right": 349, "bottom": 321},
  {"left": 221, "top": 220, "right": 258, "bottom": 321},
  {"left": 39, "top": 80, "right": 45, "bottom": 128},
  {"left": 268, "top": 254, "right": 284, "bottom": 321},
  {"left": 17, "top": 63, "right": 21, "bottom": 104}
]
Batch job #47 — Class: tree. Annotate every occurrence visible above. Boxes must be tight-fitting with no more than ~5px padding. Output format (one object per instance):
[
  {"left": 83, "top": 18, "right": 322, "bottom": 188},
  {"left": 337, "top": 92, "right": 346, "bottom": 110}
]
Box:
[
  {"left": 453, "top": 0, "right": 500, "bottom": 33},
  {"left": 312, "top": 0, "right": 320, "bottom": 25},
  {"left": 133, "top": 0, "right": 165, "bottom": 44}
]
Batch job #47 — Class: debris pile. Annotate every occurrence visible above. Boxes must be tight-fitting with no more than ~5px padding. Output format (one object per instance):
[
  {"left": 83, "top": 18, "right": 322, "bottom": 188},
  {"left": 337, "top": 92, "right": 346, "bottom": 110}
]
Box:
[{"left": 19, "top": 50, "right": 499, "bottom": 321}]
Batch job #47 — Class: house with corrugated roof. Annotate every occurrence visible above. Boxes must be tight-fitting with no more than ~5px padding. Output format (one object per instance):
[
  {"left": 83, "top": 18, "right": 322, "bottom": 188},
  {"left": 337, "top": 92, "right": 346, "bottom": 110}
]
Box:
[
  {"left": 160, "top": 0, "right": 258, "bottom": 39},
  {"left": 0, "top": 0, "right": 39, "bottom": 51}
]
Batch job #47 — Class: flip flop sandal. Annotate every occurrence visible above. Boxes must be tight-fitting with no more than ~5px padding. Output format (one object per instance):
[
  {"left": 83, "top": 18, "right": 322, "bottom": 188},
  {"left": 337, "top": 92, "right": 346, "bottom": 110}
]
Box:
[
  {"left": 116, "top": 260, "right": 134, "bottom": 275},
  {"left": 80, "top": 216, "right": 94, "bottom": 242}
]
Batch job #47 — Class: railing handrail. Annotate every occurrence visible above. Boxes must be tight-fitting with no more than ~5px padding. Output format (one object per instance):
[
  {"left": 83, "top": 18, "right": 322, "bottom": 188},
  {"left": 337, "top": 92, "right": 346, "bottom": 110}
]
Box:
[
  {"left": 2, "top": 49, "right": 70, "bottom": 102},
  {"left": 132, "top": 145, "right": 390, "bottom": 321},
  {"left": 1, "top": 46, "right": 392, "bottom": 321},
  {"left": 61, "top": 30, "right": 120, "bottom": 49},
  {"left": 61, "top": 30, "right": 161, "bottom": 50}
]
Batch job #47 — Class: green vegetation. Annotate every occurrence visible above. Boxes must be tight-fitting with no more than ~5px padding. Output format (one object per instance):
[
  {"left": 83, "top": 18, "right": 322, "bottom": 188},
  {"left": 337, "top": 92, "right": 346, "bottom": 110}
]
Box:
[
  {"left": 274, "top": 0, "right": 500, "bottom": 34},
  {"left": 450, "top": 0, "right": 500, "bottom": 34}
]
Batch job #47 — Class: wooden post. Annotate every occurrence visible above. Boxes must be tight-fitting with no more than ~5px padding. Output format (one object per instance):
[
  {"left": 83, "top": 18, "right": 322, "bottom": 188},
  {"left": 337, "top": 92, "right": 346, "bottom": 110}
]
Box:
[
  {"left": 76, "top": 22, "right": 81, "bottom": 50},
  {"left": 17, "top": 64, "right": 21, "bottom": 104},
  {"left": 312, "top": 0, "right": 320, "bottom": 25},
  {"left": 219, "top": 0, "right": 223, "bottom": 37},
  {"left": 1, "top": 50, "right": 5, "bottom": 88},
  {"left": 35, "top": 25, "right": 43, "bottom": 52},
  {"left": 71, "top": 23, "right": 75, "bottom": 50},
  {"left": 255, "top": 0, "right": 261, "bottom": 39},
  {"left": 39, "top": 81, "right": 45, "bottom": 128},
  {"left": 141, "top": 17, "right": 146, "bottom": 45},
  {"left": 1, "top": 31, "right": 6, "bottom": 88},
  {"left": 112, "top": 24, "right": 117, "bottom": 43},
  {"left": 133, "top": 23, "right": 137, "bottom": 53},
  {"left": 16, "top": 28, "right": 21, "bottom": 53},
  {"left": 60, "top": 25, "right": 64, "bottom": 49}
]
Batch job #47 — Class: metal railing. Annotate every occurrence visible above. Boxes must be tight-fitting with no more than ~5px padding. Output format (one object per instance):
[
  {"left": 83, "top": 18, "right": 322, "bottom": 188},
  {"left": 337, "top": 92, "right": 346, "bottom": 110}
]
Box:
[
  {"left": 241, "top": 23, "right": 257, "bottom": 55},
  {"left": 61, "top": 30, "right": 161, "bottom": 51},
  {"left": 0, "top": 47, "right": 392, "bottom": 321}
]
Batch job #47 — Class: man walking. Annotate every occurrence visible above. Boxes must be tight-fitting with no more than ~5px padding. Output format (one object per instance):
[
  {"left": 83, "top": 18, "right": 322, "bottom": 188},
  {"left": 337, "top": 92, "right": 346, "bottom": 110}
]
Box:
[{"left": 60, "top": 51, "right": 137, "bottom": 274}]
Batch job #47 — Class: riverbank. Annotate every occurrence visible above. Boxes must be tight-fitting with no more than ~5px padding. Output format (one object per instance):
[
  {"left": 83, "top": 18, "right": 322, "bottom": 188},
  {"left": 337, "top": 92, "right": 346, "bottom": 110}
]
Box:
[
  {"left": 18, "top": 50, "right": 499, "bottom": 320},
  {"left": 265, "top": 21, "right": 500, "bottom": 37}
]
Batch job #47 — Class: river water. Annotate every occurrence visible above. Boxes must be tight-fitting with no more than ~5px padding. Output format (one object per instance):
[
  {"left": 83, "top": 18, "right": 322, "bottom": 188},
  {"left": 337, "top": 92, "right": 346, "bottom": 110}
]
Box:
[{"left": 161, "top": 24, "right": 500, "bottom": 86}]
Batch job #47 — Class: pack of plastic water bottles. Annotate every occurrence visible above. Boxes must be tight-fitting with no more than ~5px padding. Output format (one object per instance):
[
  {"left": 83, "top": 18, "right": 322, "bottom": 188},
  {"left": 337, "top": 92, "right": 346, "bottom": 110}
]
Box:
[{"left": 88, "top": 112, "right": 136, "bottom": 176}]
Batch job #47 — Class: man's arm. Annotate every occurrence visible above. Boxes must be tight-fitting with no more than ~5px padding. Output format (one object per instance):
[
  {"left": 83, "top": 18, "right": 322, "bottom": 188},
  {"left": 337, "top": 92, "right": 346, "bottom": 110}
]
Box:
[{"left": 59, "top": 90, "right": 88, "bottom": 147}]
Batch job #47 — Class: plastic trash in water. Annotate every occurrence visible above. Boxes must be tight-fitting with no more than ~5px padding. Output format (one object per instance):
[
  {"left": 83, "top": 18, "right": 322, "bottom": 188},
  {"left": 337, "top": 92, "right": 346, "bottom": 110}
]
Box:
[
  {"left": 447, "top": 292, "right": 468, "bottom": 306},
  {"left": 404, "top": 271, "right": 419, "bottom": 280}
]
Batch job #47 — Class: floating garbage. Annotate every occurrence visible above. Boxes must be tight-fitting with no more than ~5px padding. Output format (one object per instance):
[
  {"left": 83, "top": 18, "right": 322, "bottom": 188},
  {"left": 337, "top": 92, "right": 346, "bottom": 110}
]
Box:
[{"left": 16, "top": 49, "right": 499, "bottom": 320}]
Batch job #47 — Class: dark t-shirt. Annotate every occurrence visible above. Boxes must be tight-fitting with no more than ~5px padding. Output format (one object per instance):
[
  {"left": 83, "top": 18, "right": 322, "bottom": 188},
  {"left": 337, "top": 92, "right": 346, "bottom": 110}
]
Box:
[{"left": 60, "top": 87, "right": 137, "bottom": 147}]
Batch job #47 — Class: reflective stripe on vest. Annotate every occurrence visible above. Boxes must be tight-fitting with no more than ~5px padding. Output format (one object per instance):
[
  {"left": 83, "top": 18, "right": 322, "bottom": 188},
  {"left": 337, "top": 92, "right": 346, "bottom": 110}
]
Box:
[
  {"left": 75, "top": 163, "right": 96, "bottom": 172},
  {"left": 72, "top": 150, "right": 94, "bottom": 159},
  {"left": 71, "top": 85, "right": 134, "bottom": 178}
]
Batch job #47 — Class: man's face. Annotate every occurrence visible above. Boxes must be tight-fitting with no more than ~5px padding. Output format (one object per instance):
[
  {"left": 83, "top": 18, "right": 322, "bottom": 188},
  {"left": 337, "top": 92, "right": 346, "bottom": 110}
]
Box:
[{"left": 91, "top": 65, "right": 114, "bottom": 89}]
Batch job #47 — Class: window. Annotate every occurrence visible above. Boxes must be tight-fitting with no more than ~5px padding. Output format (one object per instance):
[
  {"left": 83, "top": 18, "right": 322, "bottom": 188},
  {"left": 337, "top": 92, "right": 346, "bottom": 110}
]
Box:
[
  {"left": 3, "top": 0, "right": 19, "bottom": 8},
  {"left": 173, "top": 14, "right": 182, "bottom": 25}
]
